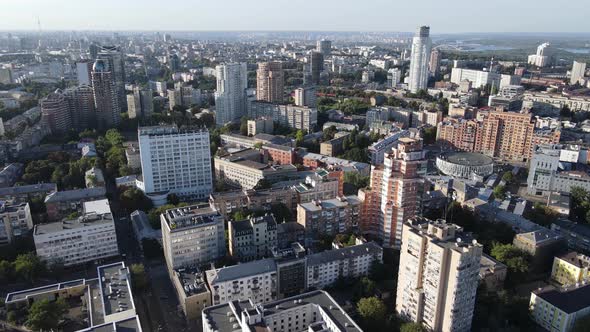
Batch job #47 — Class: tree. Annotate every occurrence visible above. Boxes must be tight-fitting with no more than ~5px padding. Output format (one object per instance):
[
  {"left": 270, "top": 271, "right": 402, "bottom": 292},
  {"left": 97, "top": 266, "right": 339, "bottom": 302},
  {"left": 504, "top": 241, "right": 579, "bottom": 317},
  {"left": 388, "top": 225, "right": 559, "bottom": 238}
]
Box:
[
  {"left": 571, "top": 187, "right": 590, "bottom": 223},
  {"left": 270, "top": 203, "right": 292, "bottom": 223},
  {"left": 400, "top": 322, "right": 427, "bottom": 332},
  {"left": 502, "top": 171, "right": 514, "bottom": 184},
  {"left": 26, "top": 298, "right": 68, "bottom": 331},
  {"left": 232, "top": 209, "right": 251, "bottom": 221},
  {"left": 490, "top": 242, "right": 531, "bottom": 284},
  {"left": 167, "top": 193, "right": 180, "bottom": 205},
  {"left": 240, "top": 116, "right": 249, "bottom": 136},
  {"left": 254, "top": 179, "right": 272, "bottom": 190},
  {"left": 295, "top": 130, "right": 305, "bottom": 146},
  {"left": 369, "top": 261, "right": 387, "bottom": 281},
  {"left": 14, "top": 253, "right": 45, "bottom": 283},
  {"left": 130, "top": 264, "right": 149, "bottom": 291},
  {"left": 0, "top": 259, "right": 14, "bottom": 283},
  {"left": 353, "top": 277, "right": 376, "bottom": 300},
  {"left": 422, "top": 126, "right": 437, "bottom": 145},
  {"left": 357, "top": 297, "right": 387, "bottom": 329},
  {"left": 120, "top": 187, "right": 153, "bottom": 212},
  {"left": 105, "top": 129, "right": 124, "bottom": 146},
  {"left": 493, "top": 185, "right": 507, "bottom": 200}
]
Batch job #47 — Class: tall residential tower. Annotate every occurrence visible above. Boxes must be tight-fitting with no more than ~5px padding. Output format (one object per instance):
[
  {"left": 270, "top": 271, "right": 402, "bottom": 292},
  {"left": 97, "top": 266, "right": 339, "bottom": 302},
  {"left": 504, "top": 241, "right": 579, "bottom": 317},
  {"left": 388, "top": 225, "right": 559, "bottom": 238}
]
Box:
[
  {"left": 256, "top": 61, "right": 284, "bottom": 103},
  {"left": 214, "top": 63, "right": 247, "bottom": 126},
  {"left": 408, "top": 26, "right": 432, "bottom": 93}
]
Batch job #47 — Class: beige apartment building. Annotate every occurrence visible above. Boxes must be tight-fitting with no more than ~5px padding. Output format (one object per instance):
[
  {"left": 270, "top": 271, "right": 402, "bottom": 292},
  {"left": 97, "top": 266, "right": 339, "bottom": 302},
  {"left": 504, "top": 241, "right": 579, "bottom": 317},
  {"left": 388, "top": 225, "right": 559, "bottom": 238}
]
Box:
[
  {"left": 256, "top": 62, "right": 284, "bottom": 103},
  {"left": 396, "top": 217, "right": 483, "bottom": 332}
]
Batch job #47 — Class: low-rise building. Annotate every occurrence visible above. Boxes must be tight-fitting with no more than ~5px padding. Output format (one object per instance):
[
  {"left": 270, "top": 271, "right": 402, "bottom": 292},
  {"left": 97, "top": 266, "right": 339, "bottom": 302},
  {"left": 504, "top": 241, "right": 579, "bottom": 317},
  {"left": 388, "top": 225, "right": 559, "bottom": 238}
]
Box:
[
  {"left": 551, "top": 252, "right": 590, "bottom": 286},
  {"left": 0, "top": 200, "right": 33, "bottom": 245},
  {"left": 306, "top": 242, "right": 382, "bottom": 289},
  {"left": 229, "top": 214, "right": 277, "bottom": 261},
  {"left": 320, "top": 133, "right": 349, "bottom": 157},
  {"left": 247, "top": 117, "right": 274, "bottom": 136},
  {"left": 263, "top": 144, "right": 296, "bottom": 165},
  {"left": 125, "top": 144, "right": 141, "bottom": 171},
  {"left": 530, "top": 284, "right": 590, "bottom": 332},
  {"left": 276, "top": 222, "right": 305, "bottom": 250},
  {"left": 85, "top": 167, "right": 105, "bottom": 188},
  {"left": 209, "top": 187, "right": 297, "bottom": 220},
  {"left": 44, "top": 187, "right": 107, "bottom": 221},
  {"left": 514, "top": 229, "right": 565, "bottom": 272},
  {"left": 479, "top": 254, "right": 507, "bottom": 292},
  {"left": 171, "top": 268, "right": 211, "bottom": 320},
  {"left": 0, "top": 183, "right": 57, "bottom": 202},
  {"left": 34, "top": 199, "right": 119, "bottom": 266},
  {"left": 205, "top": 258, "right": 278, "bottom": 305},
  {"left": 297, "top": 196, "right": 361, "bottom": 245},
  {"left": 292, "top": 169, "right": 340, "bottom": 204},
  {"left": 202, "top": 290, "right": 362, "bottom": 332},
  {"left": 0, "top": 163, "right": 23, "bottom": 188},
  {"left": 161, "top": 203, "right": 226, "bottom": 270},
  {"left": 551, "top": 219, "right": 590, "bottom": 255}
]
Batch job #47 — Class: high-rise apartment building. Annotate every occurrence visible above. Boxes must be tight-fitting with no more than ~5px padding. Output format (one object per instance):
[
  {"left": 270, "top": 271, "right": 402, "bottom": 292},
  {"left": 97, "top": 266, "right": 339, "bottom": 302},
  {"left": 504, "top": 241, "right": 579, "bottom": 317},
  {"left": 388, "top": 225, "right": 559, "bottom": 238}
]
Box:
[
  {"left": 248, "top": 101, "right": 317, "bottom": 131},
  {"left": 256, "top": 62, "right": 284, "bottom": 103},
  {"left": 64, "top": 85, "right": 95, "bottom": 130},
  {"left": 387, "top": 68, "right": 402, "bottom": 88},
  {"left": 91, "top": 59, "right": 121, "bottom": 129},
  {"left": 436, "top": 109, "right": 561, "bottom": 162},
  {"left": 571, "top": 60, "right": 587, "bottom": 85},
  {"left": 297, "top": 196, "right": 361, "bottom": 246},
  {"left": 40, "top": 90, "right": 72, "bottom": 133},
  {"left": 429, "top": 49, "right": 441, "bottom": 77},
  {"left": 0, "top": 68, "right": 13, "bottom": 84},
  {"left": 76, "top": 60, "right": 93, "bottom": 86},
  {"left": 97, "top": 45, "right": 126, "bottom": 105},
  {"left": 294, "top": 87, "right": 317, "bottom": 108},
  {"left": 126, "top": 86, "right": 153, "bottom": 119},
  {"left": 359, "top": 137, "right": 428, "bottom": 248},
  {"left": 161, "top": 203, "right": 226, "bottom": 270},
  {"left": 138, "top": 125, "right": 213, "bottom": 201},
  {"left": 310, "top": 52, "right": 324, "bottom": 85},
  {"left": 168, "top": 82, "right": 201, "bottom": 110},
  {"left": 215, "top": 63, "right": 248, "bottom": 126},
  {"left": 408, "top": 26, "right": 432, "bottom": 93},
  {"left": 316, "top": 39, "right": 332, "bottom": 56},
  {"left": 396, "top": 217, "right": 482, "bottom": 332},
  {"left": 528, "top": 43, "right": 555, "bottom": 68}
]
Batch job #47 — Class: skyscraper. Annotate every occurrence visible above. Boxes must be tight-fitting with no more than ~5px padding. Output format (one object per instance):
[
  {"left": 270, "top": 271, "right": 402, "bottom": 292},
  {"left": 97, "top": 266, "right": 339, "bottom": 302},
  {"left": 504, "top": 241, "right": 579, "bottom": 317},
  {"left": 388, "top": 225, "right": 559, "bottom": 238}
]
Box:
[
  {"left": 527, "top": 43, "right": 555, "bottom": 68},
  {"left": 294, "top": 87, "right": 317, "bottom": 108},
  {"left": 408, "top": 26, "right": 432, "bottom": 93},
  {"left": 40, "top": 90, "right": 71, "bottom": 133},
  {"left": 214, "top": 63, "right": 247, "bottom": 126},
  {"left": 64, "top": 85, "right": 95, "bottom": 131},
  {"left": 97, "top": 45, "right": 126, "bottom": 106},
  {"left": 429, "top": 48, "right": 441, "bottom": 77},
  {"left": 127, "top": 86, "right": 153, "bottom": 119},
  {"left": 75, "top": 60, "right": 92, "bottom": 86},
  {"left": 91, "top": 59, "right": 121, "bottom": 129},
  {"left": 310, "top": 52, "right": 324, "bottom": 85},
  {"left": 256, "top": 61, "right": 284, "bottom": 103},
  {"left": 138, "top": 125, "right": 213, "bottom": 202},
  {"left": 571, "top": 60, "right": 587, "bottom": 85},
  {"left": 396, "top": 217, "right": 482, "bottom": 332},
  {"left": 316, "top": 39, "right": 332, "bottom": 56},
  {"left": 359, "top": 136, "right": 428, "bottom": 248}
]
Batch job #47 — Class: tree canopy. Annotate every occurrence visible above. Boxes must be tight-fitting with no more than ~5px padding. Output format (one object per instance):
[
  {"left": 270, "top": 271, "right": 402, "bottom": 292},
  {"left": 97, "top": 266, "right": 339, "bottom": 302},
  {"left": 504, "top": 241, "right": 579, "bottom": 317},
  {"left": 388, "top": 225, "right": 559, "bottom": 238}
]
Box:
[
  {"left": 26, "top": 298, "right": 68, "bottom": 331},
  {"left": 356, "top": 297, "right": 387, "bottom": 330}
]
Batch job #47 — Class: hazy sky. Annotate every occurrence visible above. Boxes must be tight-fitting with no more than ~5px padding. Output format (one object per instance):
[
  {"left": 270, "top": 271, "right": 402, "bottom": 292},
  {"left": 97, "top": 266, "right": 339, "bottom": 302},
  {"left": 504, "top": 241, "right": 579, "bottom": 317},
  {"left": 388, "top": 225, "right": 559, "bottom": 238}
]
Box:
[{"left": 1, "top": 0, "right": 589, "bottom": 33}]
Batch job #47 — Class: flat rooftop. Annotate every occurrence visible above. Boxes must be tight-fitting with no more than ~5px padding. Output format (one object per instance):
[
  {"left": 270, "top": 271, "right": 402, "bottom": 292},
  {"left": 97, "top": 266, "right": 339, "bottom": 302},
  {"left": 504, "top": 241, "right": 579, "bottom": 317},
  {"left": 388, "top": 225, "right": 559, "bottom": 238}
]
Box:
[
  {"left": 438, "top": 152, "right": 494, "bottom": 167},
  {"left": 98, "top": 262, "right": 134, "bottom": 318},
  {"left": 206, "top": 258, "right": 276, "bottom": 284},
  {"left": 173, "top": 268, "right": 209, "bottom": 297},
  {"left": 34, "top": 212, "right": 114, "bottom": 235},
  {"left": 5, "top": 279, "right": 87, "bottom": 303},
  {"left": 162, "top": 203, "right": 221, "bottom": 231},
  {"left": 307, "top": 242, "right": 382, "bottom": 267},
  {"left": 79, "top": 316, "right": 142, "bottom": 332},
  {"left": 203, "top": 290, "right": 362, "bottom": 332}
]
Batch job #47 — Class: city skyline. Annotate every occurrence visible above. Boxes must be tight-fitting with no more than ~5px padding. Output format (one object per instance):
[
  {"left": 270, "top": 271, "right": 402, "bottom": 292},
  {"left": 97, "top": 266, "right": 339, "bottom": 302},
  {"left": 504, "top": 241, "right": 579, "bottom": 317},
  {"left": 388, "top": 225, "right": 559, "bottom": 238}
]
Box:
[{"left": 2, "top": 0, "right": 589, "bottom": 33}]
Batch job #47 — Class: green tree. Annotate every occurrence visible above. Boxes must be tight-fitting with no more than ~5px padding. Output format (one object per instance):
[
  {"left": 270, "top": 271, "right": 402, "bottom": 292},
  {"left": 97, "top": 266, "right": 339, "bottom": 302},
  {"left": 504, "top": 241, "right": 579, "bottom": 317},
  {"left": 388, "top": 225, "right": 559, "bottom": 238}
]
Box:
[
  {"left": 353, "top": 277, "right": 376, "bottom": 300},
  {"left": 26, "top": 298, "right": 68, "bottom": 331},
  {"left": 7, "top": 310, "right": 17, "bottom": 324},
  {"left": 573, "top": 313, "right": 590, "bottom": 332},
  {"left": 295, "top": 130, "right": 305, "bottom": 146},
  {"left": 240, "top": 116, "right": 249, "bottom": 136},
  {"left": 14, "top": 253, "right": 45, "bottom": 283},
  {"left": 400, "top": 322, "right": 427, "bottom": 332},
  {"left": 120, "top": 187, "right": 153, "bottom": 212},
  {"left": 493, "top": 185, "right": 507, "bottom": 200},
  {"left": 270, "top": 203, "right": 292, "bottom": 223},
  {"left": 502, "top": 171, "right": 514, "bottom": 184},
  {"left": 167, "top": 193, "right": 180, "bottom": 205},
  {"left": 130, "top": 264, "right": 149, "bottom": 291},
  {"left": 254, "top": 178, "right": 272, "bottom": 190},
  {"left": 422, "top": 126, "right": 437, "bottom": 145},
  {"left": 0, "top": 259, "right": 14, "bottom": 283},
  {"left": 571, "top": 187, "right": 590, "bottom": 223},
  {"left": 105, "top": 129, "right": 124, "bottom": 146},
  {"left": 357, "top": 297, "right": 387, "bottom": 330},
  {"left": 232, "top": 209, "right": 251, "bottom": 221}
]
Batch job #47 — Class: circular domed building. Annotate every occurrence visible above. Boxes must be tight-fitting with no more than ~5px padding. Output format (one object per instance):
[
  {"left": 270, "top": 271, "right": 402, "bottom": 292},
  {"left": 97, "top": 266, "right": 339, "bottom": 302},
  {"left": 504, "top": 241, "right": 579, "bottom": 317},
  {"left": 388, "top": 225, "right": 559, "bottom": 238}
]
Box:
[{"left": 436, "top": 152, "right": 494, "bottom": 179}]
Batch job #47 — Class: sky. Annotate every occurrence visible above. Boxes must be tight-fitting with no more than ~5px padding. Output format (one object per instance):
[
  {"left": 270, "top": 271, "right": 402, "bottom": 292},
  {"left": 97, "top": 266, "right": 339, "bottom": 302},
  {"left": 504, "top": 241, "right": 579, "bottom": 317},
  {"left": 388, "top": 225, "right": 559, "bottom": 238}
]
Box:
[{"left": 1, "top": 0, "right": 589, "bottom": 34}]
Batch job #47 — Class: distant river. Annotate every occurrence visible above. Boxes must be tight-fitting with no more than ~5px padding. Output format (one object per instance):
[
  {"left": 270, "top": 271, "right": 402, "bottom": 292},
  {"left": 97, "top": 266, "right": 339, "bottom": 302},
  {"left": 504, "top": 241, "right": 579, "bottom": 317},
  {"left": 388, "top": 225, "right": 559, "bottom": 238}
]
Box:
[{"left": 561, "top": 48, "right": 590, "bottom": 54}]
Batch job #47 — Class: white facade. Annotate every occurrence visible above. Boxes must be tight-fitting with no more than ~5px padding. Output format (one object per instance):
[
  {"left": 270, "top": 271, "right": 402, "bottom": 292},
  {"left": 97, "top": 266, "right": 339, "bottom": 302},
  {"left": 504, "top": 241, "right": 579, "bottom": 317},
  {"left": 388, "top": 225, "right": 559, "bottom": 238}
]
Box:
[
  {"left": 248, "top": 101, "right": 318, "bottom": 132},
  {"left": 0, "top": 201, "right": 33, "bottom": 245},
  {"left": 34, "top": 199, "right": 119, "bottom": 266},
  {"left": 368, "top": 129, "right": 409, "bottom": 165},
  {"left": 528, "top": 43, "right": 555, "bottom": 68},
  {"left": 161, "top": 203, "right": 226, "bottom": 270},
  {"left": 215, "top": 63, "right": 247, "bottom": 126},
  {"left": 387, "top": 68, "right": 402, "bottom": 88},
  {"left": 294, "top": 87, "right": 317, "bottom": 108},
  {"left": 571, "top": 61, "right": 587, "bottom": 85},
  {"left": 408, "top": 26, "right": 432, "bottom": 93},
  {"left": 138, "top": 125, "right": 212, "bottom": 199},
  {"left": 206, "top": 258, "right": 278, "bottom": 305},
  {"left": 450, "top": 68, "right": 504, "bottom": 89}
]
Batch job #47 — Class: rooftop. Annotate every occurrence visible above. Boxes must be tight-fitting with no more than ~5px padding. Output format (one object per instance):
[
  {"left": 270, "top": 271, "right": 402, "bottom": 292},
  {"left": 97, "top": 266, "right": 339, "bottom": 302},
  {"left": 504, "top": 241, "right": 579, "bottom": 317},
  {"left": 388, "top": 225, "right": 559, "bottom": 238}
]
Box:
[
  {"left": 438, "top": 151, "right": 494, "bottom": 167},
  {"left": 515, "top": 229, "right": 563, "bottom": 246},
  {"left": 173, "top": 268, "right": 209, "bottom": 297},
  {"left": 206, "top": 258, "right": 277, "bottom": 284},
  {"left": 556, "top": 252, "right": 590, "bottom": 269},
  {"left": 162, "top": 203, "right": 221, "bottom": 231},
  {"left": 44, "top": 187, "right": 106, "bottom": 203},
  {"left": 299, "top": 196, "right": 360, "bottom": 212},
  {"left": 78, "top": 316, "right": 142, "bottom": 332},
  {"left": 35, "top": 211, "right": 114, "bottom": 235},
  {"left": 202, "top": 290, "right": 362, "bottom": 332},
  {"left": 534, "top": 284, "right": 590, "bottom": 314},
  {"left": 307, "top": 242, "right": 382, "bottom": 267},
  {"left": 98, "top": 262, "right": 134, "bottom": 318},
  {"left": 0, "top": 183, "right": 57, "bottom": 197}
]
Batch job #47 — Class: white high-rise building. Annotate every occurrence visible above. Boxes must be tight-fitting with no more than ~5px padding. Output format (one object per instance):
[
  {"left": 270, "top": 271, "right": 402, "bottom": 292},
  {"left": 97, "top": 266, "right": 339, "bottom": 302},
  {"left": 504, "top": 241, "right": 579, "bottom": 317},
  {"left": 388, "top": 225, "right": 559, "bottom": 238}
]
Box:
[
  {"left": 294, "top": 87, "right": 317, "bottom": 108},
  {"left": 528, "top": 43, "right": 555, "bottom": 68},
  {"left": 571, "top": 61, "right": 587, "bottom": 85},
  {"left": 138, "top": 125, "right": 213, "bottom": 202},
  {"left": 75, "top": 61, "right": 92, "bottom": 86},
  {"left": 396, "top": 217, "right": 482, "bottom": 332},
  {"left": 215, "top": 63, "right": 247, "bottom": 126},
  {"left": 387, "top": 68, "right": 402, "bottom": 88},
  {"left": 408, "top": 26, "right": 432, "bottom": 93}
]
